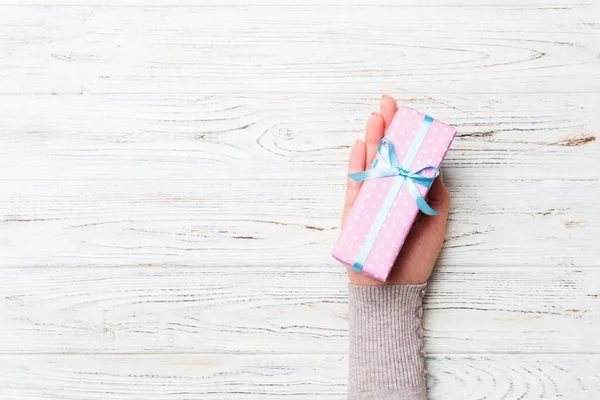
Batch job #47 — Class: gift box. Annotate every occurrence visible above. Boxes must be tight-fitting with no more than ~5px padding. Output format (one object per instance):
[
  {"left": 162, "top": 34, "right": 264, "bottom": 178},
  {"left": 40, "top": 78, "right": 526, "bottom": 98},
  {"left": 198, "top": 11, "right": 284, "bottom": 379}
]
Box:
[{"left": 332, "top": 106, "right": 456, "bottom": 282}]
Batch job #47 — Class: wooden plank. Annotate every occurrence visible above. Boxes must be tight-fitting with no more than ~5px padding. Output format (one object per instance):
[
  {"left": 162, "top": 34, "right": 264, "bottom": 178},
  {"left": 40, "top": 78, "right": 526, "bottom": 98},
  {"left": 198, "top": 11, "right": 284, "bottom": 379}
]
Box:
[
  {"left": 0, "top": 353, "right": 597, "bottom": 399},
  {"left": 1, "top": 6, "right": 599, "bottom": 95},
  {"left": 1, "top": 267, "right": 598, "bottom": 354},
  {"left": 1, "top": 94, "right": 598, "bottom": 181},
  {"left": 1, "top": 178, "right": 598, "bottom": 268}
]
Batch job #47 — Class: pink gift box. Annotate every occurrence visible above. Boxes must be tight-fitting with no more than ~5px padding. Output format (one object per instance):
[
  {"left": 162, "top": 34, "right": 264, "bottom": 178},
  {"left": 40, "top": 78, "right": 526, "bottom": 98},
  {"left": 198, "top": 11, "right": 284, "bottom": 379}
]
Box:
[{"left": 332, "top": 106, "right": 456, "bottom": 282}]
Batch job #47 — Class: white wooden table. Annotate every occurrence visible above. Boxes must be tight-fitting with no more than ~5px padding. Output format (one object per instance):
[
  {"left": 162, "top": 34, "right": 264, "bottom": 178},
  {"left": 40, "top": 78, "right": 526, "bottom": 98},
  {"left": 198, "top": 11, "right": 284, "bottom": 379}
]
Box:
[{"left": 1, "top": 1, "right": 599, "bottom": 398}]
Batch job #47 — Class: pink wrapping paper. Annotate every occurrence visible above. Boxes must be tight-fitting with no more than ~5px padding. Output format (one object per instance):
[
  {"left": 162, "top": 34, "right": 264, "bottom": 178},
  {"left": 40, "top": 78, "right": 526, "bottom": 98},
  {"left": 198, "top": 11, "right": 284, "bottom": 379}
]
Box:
[{"left": 332, "top": 106, "right": 456, "bottom": 281}]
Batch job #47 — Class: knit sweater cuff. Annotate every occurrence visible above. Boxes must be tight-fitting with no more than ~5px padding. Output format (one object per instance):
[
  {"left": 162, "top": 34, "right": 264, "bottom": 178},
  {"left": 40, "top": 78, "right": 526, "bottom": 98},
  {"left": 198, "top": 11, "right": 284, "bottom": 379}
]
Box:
[{"left": 347, "top": 284, "right": 427, "bottom": 400}]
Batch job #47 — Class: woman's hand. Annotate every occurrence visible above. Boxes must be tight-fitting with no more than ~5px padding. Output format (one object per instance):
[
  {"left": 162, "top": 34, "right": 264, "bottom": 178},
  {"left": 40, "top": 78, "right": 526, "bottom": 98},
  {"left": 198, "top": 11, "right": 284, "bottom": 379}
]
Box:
[{"left": 341, "top": 95, "right": 451, "bottom": 286}]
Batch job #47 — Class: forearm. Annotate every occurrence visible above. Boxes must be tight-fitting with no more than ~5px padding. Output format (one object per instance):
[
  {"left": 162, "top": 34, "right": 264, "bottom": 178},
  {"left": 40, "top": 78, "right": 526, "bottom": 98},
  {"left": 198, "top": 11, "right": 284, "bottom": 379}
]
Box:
[{"left": 347, "top": 284, "right": 427, "bottom": 400}]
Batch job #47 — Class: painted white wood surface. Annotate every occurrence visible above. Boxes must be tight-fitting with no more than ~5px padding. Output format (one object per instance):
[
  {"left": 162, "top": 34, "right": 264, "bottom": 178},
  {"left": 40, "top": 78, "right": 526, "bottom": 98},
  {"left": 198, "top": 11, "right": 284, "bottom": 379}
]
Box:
[
  {"left": 1, "top": 179, "right": 600, "bottom": 268},
  {"left": 1, "top": 94, "right": 599, "bottom": 181},
  {"left": 1, "top": 267, "right": 598, "bottom": 354},
  {"left": 1, "top": 6, "right": 599, "bottom": 95},
  {"left": 1, "top": 1, "right": 599, "bottom": 399},
  {"left": 0, "top": 354, "right": 598, "bottom": 400}
]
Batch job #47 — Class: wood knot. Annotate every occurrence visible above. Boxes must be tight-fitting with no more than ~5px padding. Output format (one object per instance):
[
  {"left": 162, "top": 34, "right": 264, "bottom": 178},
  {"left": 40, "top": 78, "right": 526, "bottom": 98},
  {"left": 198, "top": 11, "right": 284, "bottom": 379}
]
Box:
[
  {"left": 276, "top": 126, "right": 294, "bottom": 141},
  {"left": 564, "top": 220, "right": 582, "bottom": 229},
  {"left": 102, "top": 327, "right": 116, "bottom": 342},
  {"left": 552, "top": 135, "right": 596, "bottom": 147}
]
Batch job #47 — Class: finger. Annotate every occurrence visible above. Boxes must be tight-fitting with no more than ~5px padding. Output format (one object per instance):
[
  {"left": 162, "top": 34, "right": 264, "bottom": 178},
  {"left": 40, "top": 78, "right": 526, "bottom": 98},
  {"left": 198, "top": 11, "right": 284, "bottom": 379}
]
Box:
[
  {"left": 380, "top": 95, "right": 398, "bottom": 130},
  {"left": 365, "top": 112, "right": 385, "bottom": 168},
  {"left": 342, "top": 140, "right": 367, "bottom": 226},
  {"left": 419, "top": 171, "right": 451, "bottom": 234},
  {"left": 428, "top": 171, "right": 450, "bottom": 217}
]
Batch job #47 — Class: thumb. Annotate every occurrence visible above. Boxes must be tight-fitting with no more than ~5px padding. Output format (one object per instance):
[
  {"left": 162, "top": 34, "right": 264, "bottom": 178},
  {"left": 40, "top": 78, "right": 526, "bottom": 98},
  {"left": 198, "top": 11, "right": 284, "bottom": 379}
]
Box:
[{"left": 341, "top": 140, "right": 366, "bottom": 227}]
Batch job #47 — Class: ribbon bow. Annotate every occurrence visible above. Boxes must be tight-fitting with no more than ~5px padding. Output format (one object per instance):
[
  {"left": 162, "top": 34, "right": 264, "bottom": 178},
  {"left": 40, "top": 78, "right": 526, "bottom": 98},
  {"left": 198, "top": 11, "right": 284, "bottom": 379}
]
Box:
[{"left": 348, "top": 138, "right": 440, "bottom": 215}]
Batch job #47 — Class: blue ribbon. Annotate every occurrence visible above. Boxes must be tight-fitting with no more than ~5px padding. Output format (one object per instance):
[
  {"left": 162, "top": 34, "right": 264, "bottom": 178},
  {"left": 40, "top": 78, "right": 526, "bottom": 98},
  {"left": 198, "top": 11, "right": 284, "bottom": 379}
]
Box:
[
  {"left": 349, "top": 139, "right": 440, "bottom": 215},
  {"left": 348, "top": 115, "right": 439, "bottom": 272}
]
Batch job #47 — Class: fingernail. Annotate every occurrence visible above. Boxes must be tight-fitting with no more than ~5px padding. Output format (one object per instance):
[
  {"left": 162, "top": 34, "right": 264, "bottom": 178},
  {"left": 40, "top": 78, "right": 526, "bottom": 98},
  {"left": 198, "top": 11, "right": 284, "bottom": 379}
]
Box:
[
  {"left": 366, "top": 112, "right": 377, "bottom": 124},
  {"left": 439, "top": 169, "right": 444, "bottom": 182}
]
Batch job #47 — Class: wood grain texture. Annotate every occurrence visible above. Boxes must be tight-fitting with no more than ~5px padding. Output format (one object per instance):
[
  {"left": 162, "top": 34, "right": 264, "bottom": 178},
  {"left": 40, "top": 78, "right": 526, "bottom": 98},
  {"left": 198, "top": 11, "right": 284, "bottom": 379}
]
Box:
[
  {"left": 0, "top": 6, "right": 599, "bottom": 95},
  {"left": 0, "top": 354, "right": 598, "bottom": 400},
  {"left": 1, "top": 0, "right": 599, "bottom": 398},
  {"left": 1, "top": 267, "right": 598, "bottom": 354},
  {"left": 1, "top": 94, "right": 598, "bottom": 181},
  {"left": 1, "top": 178, "right": 599, "bottom": 268}
]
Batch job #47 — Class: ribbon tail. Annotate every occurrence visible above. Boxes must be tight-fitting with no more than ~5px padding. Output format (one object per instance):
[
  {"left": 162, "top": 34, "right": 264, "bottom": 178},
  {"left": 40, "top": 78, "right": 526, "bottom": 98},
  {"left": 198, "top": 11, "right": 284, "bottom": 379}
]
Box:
[
  {"left": 405, "top": 179, "right": 439, "bottom": 216},
  {"left": 348, "top": 166, "right": 401, "bottom": 182},
  {"left": 416, "top": 197, "right": 439, "bottom": 216},
  {"left": 348, "top": 171, "right": 371, "bottom": 182}
]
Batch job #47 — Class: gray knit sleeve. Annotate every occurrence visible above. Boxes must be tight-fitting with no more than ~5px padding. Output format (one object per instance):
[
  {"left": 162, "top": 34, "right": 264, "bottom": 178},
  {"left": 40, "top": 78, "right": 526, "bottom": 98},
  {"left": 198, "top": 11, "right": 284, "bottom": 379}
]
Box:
[{"left": 347, "top": 284, "right": 427, "bottom": 400}]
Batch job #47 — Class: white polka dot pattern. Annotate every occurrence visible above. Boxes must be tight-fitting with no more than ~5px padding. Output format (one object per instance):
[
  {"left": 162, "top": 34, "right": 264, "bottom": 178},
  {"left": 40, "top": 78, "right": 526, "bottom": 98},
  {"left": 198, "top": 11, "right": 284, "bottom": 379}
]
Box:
[{"left": 332, "top": 106, "right": 456, "bottom": 282}]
